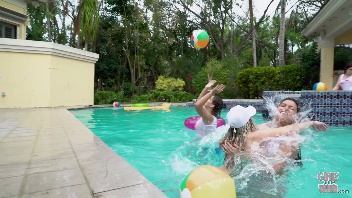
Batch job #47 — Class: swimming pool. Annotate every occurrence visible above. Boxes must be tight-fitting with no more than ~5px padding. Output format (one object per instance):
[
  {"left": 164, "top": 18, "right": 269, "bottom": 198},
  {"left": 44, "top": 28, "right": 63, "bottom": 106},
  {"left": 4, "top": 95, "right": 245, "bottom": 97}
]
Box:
[{"left": 70, "top": 107, "right": 352, "bottom": 198}]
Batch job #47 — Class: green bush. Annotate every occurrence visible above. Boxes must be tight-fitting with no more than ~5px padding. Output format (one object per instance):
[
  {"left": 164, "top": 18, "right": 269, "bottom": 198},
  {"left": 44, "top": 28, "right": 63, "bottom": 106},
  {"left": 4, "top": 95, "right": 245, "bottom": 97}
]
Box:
[
  {"left": 236, "top": 65, "right": 306, "bottom": 98},
  {"left": 248, "top": 66, "right": 279, "bottom": 98},
  {"left": 237, "top": 67, "right": 275, "bottom": 98},
  {"left": 276, "top": 65, "right": 306, "bottom": 90},
  {"left": 192, "top": 67, "right": 232, "bottom": 98},
  {"left": 297, "top": 42, "right": 320, "bottom": 89},
  {"left": 192, "top": 58, "right": 244, "bottom": 99},
  {"left": 236, "top": 68, "right": 251, "bottom": 98},
  {"left": 204, "top": 59, "right": 223, "bottom": 80},
  {"left": 130, "top": 93, "right": 153, "bottom": 103},
  {"left": 94, "top": 91, "right": 123, "bottom": 105},
  {"left": 155, "top": 76, "right": 185, "bottom": 91},
  {"left": 131, "top": 90, "right": 195, "bottom": 103}
]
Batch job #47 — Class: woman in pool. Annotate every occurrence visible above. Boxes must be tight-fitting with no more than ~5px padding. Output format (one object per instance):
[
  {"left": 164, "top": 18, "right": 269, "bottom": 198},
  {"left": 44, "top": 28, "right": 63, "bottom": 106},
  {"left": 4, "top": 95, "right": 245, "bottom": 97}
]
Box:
[
  {"left": 333, "top": 62, "right": 352, "bottom": 90},
  {"left": 194, "top": 80, "right": 225, "bottom": 137},
  {"left": 221, "top": 98, "right": 305, "bottom": 168},
  {"left": 219, "top": 105, "right": 327, "bottom": 175}
]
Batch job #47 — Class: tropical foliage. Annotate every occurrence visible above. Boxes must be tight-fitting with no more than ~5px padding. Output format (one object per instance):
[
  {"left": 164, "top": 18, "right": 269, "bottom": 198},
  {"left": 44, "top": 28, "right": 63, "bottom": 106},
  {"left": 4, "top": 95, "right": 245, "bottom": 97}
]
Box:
[{"left": 25, "top": 0, "right": 343, "bottom": 102}]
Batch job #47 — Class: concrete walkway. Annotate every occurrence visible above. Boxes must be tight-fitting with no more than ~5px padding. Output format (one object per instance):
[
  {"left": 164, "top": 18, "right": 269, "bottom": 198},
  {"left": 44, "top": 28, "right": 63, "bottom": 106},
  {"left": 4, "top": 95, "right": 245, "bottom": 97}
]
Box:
[{"left": 0, "top": 108, "right": 167, "bottom": 198}]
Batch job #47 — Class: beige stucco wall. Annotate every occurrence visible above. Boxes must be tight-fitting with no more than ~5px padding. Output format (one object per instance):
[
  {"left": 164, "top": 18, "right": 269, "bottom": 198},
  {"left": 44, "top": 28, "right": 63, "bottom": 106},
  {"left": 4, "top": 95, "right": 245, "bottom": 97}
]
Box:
[
  {"left": 50, "top": 56, "right": 95, "bottom": 107},
  {"left": 0, "top": 0, "right": 28, "bottom": 39},
  {"left": 0, "top": 0, "right": 26, "bottom": 15},
  {"left": 0, "top": 52, "right": 51, "bottom": 107},
  {"left": 0, "top": 38, "right": 99, "bottom": 108},
  {"left": 335, "top": 28, "right": 352, "bottom": 45}
]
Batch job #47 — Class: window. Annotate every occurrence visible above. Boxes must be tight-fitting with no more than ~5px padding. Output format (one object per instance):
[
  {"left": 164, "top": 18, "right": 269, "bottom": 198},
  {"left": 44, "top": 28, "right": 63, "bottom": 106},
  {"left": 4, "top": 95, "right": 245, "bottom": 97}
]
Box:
[{"left": 0, "top": 21, "right": 17, "bottom": 39}]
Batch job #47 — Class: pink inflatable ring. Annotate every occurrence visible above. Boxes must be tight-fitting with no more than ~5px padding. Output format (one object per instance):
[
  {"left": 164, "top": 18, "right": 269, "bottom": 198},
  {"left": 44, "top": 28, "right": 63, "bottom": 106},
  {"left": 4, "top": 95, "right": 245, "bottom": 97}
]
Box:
[{"left": 184, "top": 116, "right": 226, "bottom": 130}]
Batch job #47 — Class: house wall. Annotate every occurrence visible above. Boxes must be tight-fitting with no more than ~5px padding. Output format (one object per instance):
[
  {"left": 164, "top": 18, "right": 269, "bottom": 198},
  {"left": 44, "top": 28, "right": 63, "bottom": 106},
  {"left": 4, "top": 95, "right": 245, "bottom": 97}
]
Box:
[
  {"left": 0, "top": 0, "right": 26, "bottom": 15},
  {"left": 0, "top": 38, "right": 99, "bottom": 108},
  {"left": 50, "top": 56, "right": 95, "bottom": 107},
  {"left": 335, "top": 28, "right": 352, "bottom": 45},
  {"left": 0, "top": 51, "right": 51, "bottom": 107},
  {"left": 0, "top": 0, "right": 28, "bottom": 39}
]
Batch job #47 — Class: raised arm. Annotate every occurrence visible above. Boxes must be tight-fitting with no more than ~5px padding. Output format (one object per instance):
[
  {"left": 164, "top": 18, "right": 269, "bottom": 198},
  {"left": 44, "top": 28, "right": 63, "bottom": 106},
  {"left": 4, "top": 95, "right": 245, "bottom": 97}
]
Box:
[
  {"left": 249, "top": 121, "right": 328, "bottom": 143},
  {"left": 194, "top": 84, "right": 225, "bottom": 124},
  {"left": 197, "top": 80, "right": 217, "bottom": 100}
]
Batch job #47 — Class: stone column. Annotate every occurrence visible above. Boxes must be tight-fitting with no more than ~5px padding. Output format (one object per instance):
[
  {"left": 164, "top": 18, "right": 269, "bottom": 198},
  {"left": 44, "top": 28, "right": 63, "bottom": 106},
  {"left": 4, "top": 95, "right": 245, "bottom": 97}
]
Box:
[{"left": 318, "top": 39, "right": 335, "bottom": 90}]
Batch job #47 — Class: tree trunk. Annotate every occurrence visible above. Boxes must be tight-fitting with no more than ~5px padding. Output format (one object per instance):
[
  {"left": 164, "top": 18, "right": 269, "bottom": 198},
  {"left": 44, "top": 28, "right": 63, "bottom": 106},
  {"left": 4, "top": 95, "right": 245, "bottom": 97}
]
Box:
[
  {"left": 46, "top": 2, "right": 51, "bottom": 42},
  {"left": 98, "top": 78, "right": 102, "bottom": 91},
  {"left": 77, "top": 35, "right": 81, "bottom": 49},
  {"left": 249, "top": 0, "right": 257, "bottom": 67},
  {"left": 124, "top": 48, "right": 136, "bottom": 89},
  {"left": 72, "top": 0, "right": 83, "bottom": 48},
  {"left": 230, "top": 30, "right": 234, "bottom": 58},
  {"left": 60, "top": 0, "right": 68, "bottom": 44},
  {"left": 279, "top": 0, "right": 286, "bottom": 66}
]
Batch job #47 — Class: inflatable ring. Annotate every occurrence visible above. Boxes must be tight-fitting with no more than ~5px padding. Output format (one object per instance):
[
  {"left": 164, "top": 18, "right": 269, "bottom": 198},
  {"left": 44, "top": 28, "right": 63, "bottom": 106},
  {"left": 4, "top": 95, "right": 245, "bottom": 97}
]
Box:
[
  {"left": 131, "top": 103, "right": 149, "bottom": 107},
  {"left": 124, "top": 103, "right": 170, "bottom": 111},
  {"left": 184, "top": 116, "right": 226, "bottom": 130}
]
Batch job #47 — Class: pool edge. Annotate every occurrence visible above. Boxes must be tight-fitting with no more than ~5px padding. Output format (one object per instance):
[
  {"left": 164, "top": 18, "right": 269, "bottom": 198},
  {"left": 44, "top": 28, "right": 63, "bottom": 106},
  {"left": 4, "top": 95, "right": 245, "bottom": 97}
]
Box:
[{"left": 65, "top": 108, "right": 168, "bottom": 197}]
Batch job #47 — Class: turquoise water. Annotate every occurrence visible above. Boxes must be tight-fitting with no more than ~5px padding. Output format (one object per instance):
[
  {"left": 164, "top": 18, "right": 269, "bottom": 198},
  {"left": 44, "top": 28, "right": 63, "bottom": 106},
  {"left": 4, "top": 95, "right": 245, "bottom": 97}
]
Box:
[{"left": 71, "top": 107, "right": 352, "bottom": 198}]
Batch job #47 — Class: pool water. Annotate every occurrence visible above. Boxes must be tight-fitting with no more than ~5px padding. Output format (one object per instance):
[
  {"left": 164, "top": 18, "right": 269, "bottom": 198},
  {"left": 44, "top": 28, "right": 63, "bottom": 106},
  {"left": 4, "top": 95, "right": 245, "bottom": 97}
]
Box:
[{"left": 71, "top": 107, "right": 352, "bottom": 198}]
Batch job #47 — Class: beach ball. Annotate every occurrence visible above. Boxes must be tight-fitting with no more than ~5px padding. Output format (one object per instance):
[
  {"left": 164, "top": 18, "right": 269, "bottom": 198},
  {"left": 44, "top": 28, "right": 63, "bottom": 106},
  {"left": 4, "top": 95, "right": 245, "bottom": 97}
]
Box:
[
  {"left": 313, "top": 82, "right": 328, "bottom": 91},
  {"left": 113, "top": 102, "right": 120, "bottom": 107},
  {"left": 180, "top": 165, "right": 237, "bottom": 198},
  {"left": 190, "top": 30, "right": 210, "bottom": 49}
]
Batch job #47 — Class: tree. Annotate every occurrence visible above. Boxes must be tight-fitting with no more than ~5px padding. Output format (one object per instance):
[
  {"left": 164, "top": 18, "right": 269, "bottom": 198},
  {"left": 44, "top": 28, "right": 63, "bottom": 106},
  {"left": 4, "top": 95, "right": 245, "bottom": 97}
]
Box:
[
  {"left": 26, "top": 4, "right": 46, "bottom": 41},
  {"left": 279, "top": 0, "right": 286, "bottom": 66},
  {"left": 176, "top": 0, "right": 275, "bottom": 59},
  {"left": 249, "top": 0, "right": 257, "bottom": 67},
  {"left": 81, "top": 0, "right": 100, "bottom": 51}
]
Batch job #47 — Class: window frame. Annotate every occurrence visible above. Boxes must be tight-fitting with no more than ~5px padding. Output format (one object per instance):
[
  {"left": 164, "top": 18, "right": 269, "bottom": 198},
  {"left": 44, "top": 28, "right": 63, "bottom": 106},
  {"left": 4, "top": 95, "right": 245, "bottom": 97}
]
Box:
[{"left": 0, "top": 21, "right": 17, "bottom": 39}]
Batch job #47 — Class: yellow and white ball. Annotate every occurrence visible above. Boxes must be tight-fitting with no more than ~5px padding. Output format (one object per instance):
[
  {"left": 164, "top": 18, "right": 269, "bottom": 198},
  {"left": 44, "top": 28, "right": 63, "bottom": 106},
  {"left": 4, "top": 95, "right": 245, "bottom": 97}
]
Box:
[{"left": 180, "top": 165, "right": 237, "bottom": 198}]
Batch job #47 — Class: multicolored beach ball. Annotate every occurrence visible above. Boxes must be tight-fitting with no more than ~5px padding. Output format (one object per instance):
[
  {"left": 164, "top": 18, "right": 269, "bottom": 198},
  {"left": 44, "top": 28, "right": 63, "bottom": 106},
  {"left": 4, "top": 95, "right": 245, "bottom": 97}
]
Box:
[
  {"left": 180, "top": 165, "right": 237, "bottom": 198},
  {"left": 190, "top": 30, "right": 210, "bottom": 49},
  {"left": 313, "top": 82, "right": 328, "bottom": 91}
]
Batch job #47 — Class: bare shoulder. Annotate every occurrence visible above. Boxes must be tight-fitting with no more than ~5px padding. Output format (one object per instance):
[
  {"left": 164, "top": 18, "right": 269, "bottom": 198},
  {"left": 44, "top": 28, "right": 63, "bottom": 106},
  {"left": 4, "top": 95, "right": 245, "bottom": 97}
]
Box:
[
  {"left": 247, "top": 129, "right": 264, "bottom": 143},
  {"left": 248, "top": 123, "right": 270, "bottom": 141},
  {"left": 257, "top": 123, "right": 271, "bottom": 130}
]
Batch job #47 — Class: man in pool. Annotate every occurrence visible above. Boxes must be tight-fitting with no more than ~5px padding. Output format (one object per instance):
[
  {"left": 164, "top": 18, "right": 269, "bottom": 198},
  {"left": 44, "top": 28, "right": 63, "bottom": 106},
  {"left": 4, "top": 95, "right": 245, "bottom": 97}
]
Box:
[
  {"left": 218, "top": 104, "right": 327, "bottom": 197},
  {"left": 221, "top": 97, "right": 305, "bottom": 171}
]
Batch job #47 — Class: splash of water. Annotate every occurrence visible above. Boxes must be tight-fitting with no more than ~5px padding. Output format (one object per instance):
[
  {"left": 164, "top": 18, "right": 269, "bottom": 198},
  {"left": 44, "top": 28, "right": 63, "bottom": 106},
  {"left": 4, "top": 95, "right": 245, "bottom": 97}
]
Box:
[
  {"left": 169, "top": 125, "right": 229, "bottom": 174},
  {"left": 263, "top": 94, "right": 314, "bottom": 123},
  {"left": 169, "top": 94, "right": 323, "bottom": 197}
]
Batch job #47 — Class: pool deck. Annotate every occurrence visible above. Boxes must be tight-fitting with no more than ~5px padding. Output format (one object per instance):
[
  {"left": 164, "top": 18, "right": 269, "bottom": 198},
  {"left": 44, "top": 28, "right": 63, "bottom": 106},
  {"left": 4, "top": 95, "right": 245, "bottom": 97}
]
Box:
[{"left": 0, "top": 108, "right": 167, "bottom": 198}]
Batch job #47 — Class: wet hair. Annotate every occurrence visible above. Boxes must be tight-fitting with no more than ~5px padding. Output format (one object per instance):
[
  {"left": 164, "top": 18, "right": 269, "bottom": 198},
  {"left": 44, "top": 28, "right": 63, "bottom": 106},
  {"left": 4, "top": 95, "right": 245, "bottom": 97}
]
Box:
[
  {"left": 211, "top": 95, "right": 223, "bottom": 118},
  {"left": 223, "top": 118, "right": 258, "bottom": 169},
  {"left": 280, "top": 97, "right": 300, "bottom": 113},
  {"left": 344, "top": 62, "right": 352, "bottom": 71}
]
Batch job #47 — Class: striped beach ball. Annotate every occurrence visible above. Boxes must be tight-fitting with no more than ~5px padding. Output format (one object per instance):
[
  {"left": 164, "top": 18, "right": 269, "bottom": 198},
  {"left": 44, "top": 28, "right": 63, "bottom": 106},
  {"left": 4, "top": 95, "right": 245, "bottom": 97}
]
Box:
[
  {"left": 313, "top": 82, "right": 328, "bottom": 91},
  {"left": 190, "top": 30, "right": 210, "bottom": 49},
  {"left": 180, "top": 165, "right": 237, "bottom": 198}
]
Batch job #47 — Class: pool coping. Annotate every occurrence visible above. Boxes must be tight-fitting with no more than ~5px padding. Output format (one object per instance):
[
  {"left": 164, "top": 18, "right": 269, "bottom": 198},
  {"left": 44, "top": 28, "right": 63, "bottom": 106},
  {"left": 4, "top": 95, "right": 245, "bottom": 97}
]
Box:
[{"left": 0, "top": 107, "right": 168, "bottom": 198}]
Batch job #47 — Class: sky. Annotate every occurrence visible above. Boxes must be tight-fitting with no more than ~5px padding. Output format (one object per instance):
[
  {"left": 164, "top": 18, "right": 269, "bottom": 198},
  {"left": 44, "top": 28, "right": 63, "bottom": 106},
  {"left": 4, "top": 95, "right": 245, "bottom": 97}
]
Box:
[
  {"left": 190, "top": 0, "right": 296, "bottom": 19},
  {"left": 252, "top": 0, "right": 296, "bottom": 18},
  {"left": 57, "top": 0, "right": 297, "bottom": 38}
]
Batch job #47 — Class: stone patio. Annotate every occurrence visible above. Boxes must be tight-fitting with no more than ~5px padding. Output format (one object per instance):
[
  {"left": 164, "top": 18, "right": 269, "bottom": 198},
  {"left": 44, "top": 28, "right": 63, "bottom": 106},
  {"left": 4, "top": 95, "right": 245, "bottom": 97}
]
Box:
[{"left": 0, "top": 108, "right": 167, "bottom": 198}]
